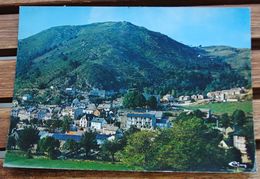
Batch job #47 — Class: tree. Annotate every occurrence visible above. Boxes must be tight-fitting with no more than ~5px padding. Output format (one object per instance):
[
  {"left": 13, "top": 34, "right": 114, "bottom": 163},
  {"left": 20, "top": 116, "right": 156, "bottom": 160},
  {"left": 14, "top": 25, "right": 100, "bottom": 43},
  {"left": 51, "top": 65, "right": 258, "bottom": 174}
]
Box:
[
  {"left": 123, "top": 91, "right": 146, "bottom": 109},
  {"left": 152, "top": 117, "right": 226, "bottom": 171},
  {"left": 120, "top": 125, "right": 141, "bottom": 147},
  {"left": 101, "top": 139, "right": 123, "bottom": 163},
  {"left": 120, "top": 117, "right": 227, "bottom": 171},
  {"left": 232, "top": 110, "right": 246, "bottom": 129},
  {"left": 62, "top": 139, "right": 80, "bottom": 153},
  {"left": 9, "top": 116, "right": 19, "bottom": 134},
  {"left": 62, "top": 117, "right": 71, "bottom": 133},
  {"left": 16, "top": 126, "right": 39, "bottom": 158},
  {"left": 120, "top": 130, "right": 157, "bottom": 169},
  {"left": 80, "top": 131, "right": 98, "bottom": 158},
  {"left": 219, "top": 113, "right": 231, "bottom": 128},
  {"left": 7, "top": 135, "right": 16, "bottom": 150},
  {"left": 38, "top": 136, "right": 60, "bottom": 159},
  {"left": 134, "top": 93, "right": 146, "bottom": 108},
  {"left": 45, "top": 119, "right": 62, "bottom": 133},
  {"left": 147, "top": 96, "right": 157, "bottom": 109},
  {"left": 193, "top": 110, "right": 205, "bottom": 118},
  {"left": 224, "top": 147, "right": 242, "bottom": 164}
]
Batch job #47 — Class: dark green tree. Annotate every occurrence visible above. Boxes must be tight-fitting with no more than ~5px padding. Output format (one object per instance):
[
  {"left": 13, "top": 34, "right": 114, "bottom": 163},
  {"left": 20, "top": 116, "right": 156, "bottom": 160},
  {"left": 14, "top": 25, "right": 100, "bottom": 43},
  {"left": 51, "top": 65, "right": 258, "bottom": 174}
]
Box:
[
  {"left": 80, "top": 131, "right": 98, "bottom": 158},
  {"left": 62, "top": 116, "right": 72, "bottom": 133},
  {"left": 147, "top": 96, "right": 157, "bottom": 109},
  {"left": 153, "top": 117, "right": 226, "bottom": 171},
  {"left": 16, "top": 126, "right": 39, "bottom": 158},
  {"left": 7, "top": 135, "right": 16, "bottom": 150},
  {"left": 120, "top": 117, "right": 227, "bottom": 171},
  {"left": 123, "top": 91, "right": 146, "bottom": 109},
  {"left": 101, "top": 139, "right": 123, "bottom": 163},
  {"left": 38, "top": 136, "right": 60, "bottom": 159},
  {"left": 62, "top": 139, "right": 80, "bottom": 153},
  {"left": 120, "top": 130, "right": 157, "bottom": 168},
  {"left": 45, "top": 119, "right": 62, "bottom": 133},
  {"left": 232, "top": 110, "right": 246, "bottom": 129},
  {"left": 9, "top": 116, "right": 19, "bottom": 134},
  {"left": 219, "top": 113, "right": 231, "bottom": 128}
]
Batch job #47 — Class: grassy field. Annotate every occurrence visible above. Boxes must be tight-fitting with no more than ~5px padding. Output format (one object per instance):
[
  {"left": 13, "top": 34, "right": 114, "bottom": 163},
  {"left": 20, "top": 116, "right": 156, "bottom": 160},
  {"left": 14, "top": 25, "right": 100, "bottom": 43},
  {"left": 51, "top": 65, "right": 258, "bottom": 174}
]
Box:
[
  {"left": 183, "top": 101, "right": 252, "bottom": 115},
  {"left": 4, "top": 151, "right": 140, "bottom": 171}
]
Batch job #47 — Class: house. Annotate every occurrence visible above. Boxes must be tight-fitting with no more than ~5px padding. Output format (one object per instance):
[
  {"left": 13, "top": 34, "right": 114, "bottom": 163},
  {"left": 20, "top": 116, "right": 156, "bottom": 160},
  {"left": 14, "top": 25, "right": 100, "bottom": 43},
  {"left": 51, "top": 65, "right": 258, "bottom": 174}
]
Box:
[
  {"left": 191, "top": 95, "right": 197, "bottom": 100},
  {"left": 126, "top": 113, "right": 156, "bottom": 129},
  {"left": 65, "top": 87, "right": 76, "bottom": 96},
  {"left": 183, "top": 96, "right": 190, "bottom": 101},
  {"left": 18, "top": 109, "right": 30, "bottom": 121},
  {"left": 97, "top": 103, "right": 112, "bottom": 111},
  {"left": 178, "top": 96, "right": 184, "bottom": 101},
  {"left": 91, "top": 117, "right": 107, "bottom": 130},
  {"left": 74, "top": 108, "right": 84, "bottom": 120},
  {"left": 233, "top": 136, "right": 247, "bottom": 154},
  {"left": 220, "top": 93, "right": 226, "bottom": 101},
  {"left": 198, "top": 108, "right": 211, "bottom": 119},
  {"left": 233, "top": 136, "right": 251, "bottom": 163},
  {"left": 11, "top": 108, "right": 19, "bottom": 118},
  {"left": 102, "top": 124, "right": 119, "bottom": 135},
  {"left": 22, "top": 94, "right": 32, "bottom": 101},
  {"left": 37, "top": 109, "right": 52, "bottom": 121},
  {"left": 227, "top": 99, "right": 238, "bottom": 102},
  {"left": 197, "top": 95, "right": 204, "bottom": 100},
  {"left": 87, "top": 103, "right": 97, "bottom": 110},
  {"left": 78, "top": 114, "right": 94, "bottom": 128},
  {"left": 148, "top": 111, "right": 163, "bottom": 119},
  {"left": 13, "top": 100, "right": 19, "bottom": 107},
  {"left": 79, "top": 116, "right": 88, "bottom": 128},
  {"left": 71, "top": 98, "right": 85, "bottom": 108},
  {"left": 156, "top": 118, "right": 171, "bottom": 128},
  {"left": 224, "top": 127, "right": 234, "bottom": 137},
  {"left": 162, "top": 94, "right": 174, "bottom": 102},
  {"left": 84, "top": 109, "right": 94, "bottom": 114},
  {"left": 93, "top": 109, "right": 101, "bottom": 117},
  {"left": 61, "top": 107, "right": 74, "bottom": 118},
  {"left": 218, "top": 140, "right": 231, "bottom": 150},
  {"left": 71, "top": 98, "right": 80, "bottom": 107}
]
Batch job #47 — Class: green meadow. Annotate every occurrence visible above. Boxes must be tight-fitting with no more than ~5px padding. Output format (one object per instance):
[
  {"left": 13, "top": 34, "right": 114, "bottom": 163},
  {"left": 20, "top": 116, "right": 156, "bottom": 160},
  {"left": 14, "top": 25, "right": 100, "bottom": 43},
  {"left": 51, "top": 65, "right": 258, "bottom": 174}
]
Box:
[
  {"left": 4, "top": 151, "right": 139, "bottom": 171},
  {"left": 183, "top": 101, "right": 252, "bottom": 115}
]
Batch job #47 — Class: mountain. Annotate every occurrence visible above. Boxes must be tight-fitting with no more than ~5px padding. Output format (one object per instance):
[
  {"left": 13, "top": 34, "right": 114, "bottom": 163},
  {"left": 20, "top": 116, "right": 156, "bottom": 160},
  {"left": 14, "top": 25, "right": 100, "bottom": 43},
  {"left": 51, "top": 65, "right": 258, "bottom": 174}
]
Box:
[
  {"left": 199, "top": 46, "right": 251, "bottom": 82},
  {"left": 15, "top": 21, "right": 250, "bottom": 97}
]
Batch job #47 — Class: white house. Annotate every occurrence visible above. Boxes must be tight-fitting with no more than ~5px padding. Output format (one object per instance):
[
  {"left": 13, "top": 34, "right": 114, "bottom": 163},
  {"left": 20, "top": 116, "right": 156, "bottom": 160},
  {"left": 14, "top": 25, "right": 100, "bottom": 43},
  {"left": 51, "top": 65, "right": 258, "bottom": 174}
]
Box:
[
  {"left": 79, "top": 115, "right": 89, "bottom": 128},
  {"left": 162, "top": 94, "right": 174, "bottom": 102},
  {"left": 18, "top": 109, "right": 30, "bottom": 121},
  {"left": 233, "top": 135, "right": 251, "bottom": 163},
  {"left": 197, "top": 95, "right": 204, "bottom": 100},
  {"left": 22, "top": 94, "right": 32, "bottom": 101},
  {"left": 183, "top": 96, "right": 190, "bottom": 101},
  {"left": 91, "top": 118, "right": 107, "bottom": 130},
  {"left": 191, "top": 95, "right": 197, "bottom": 100},
  {"left": 126, "top": 113, "right": 156, "bottom": 129}
]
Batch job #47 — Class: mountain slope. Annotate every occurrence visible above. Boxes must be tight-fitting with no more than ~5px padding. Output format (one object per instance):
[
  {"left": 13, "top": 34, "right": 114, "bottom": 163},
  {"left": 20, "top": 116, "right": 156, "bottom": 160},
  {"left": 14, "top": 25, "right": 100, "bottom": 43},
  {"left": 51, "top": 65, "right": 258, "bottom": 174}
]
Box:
[
  {"left": 200, "top": 46, "right": 251, "bottom": 82},
  {"left": 15, "top": 21, "right": 250, "bottom": 97}
]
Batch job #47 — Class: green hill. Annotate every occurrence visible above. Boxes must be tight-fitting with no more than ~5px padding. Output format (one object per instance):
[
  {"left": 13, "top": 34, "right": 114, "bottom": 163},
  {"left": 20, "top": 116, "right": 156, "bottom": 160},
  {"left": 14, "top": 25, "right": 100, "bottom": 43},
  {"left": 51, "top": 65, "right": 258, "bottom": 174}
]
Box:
[
  {"left": 201, "top": 46, "right": 251, "bottom": 83},
  {"left": 15, "top": 21, "right": 250, "bottom": 97}
]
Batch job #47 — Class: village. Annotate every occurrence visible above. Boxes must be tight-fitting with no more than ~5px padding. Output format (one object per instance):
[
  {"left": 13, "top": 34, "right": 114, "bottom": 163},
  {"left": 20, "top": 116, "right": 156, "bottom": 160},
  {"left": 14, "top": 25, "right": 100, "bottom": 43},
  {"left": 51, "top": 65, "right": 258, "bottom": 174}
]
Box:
[{"left": 9, "top": 86, "right": 252, "bottom": 165}]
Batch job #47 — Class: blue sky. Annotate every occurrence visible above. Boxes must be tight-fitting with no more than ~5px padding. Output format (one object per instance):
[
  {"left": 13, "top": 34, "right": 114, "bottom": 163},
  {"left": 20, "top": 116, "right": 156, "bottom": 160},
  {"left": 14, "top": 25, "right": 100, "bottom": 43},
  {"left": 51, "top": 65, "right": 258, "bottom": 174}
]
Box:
[{"left": 19, "top": 7, "right": 251, "bottom": 48}]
